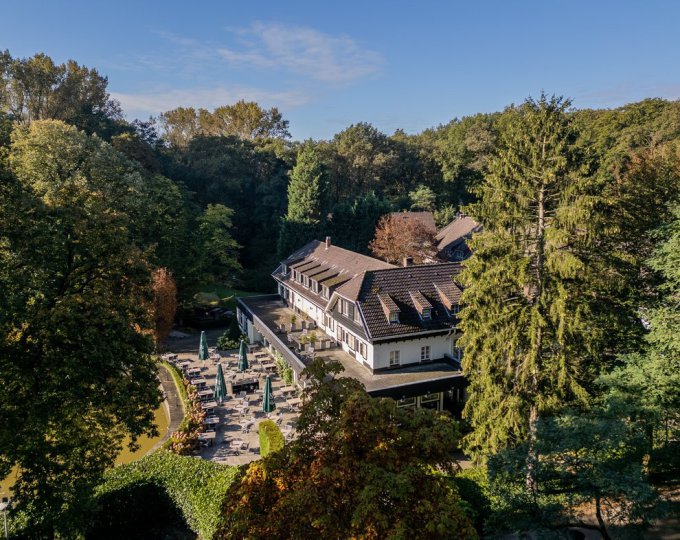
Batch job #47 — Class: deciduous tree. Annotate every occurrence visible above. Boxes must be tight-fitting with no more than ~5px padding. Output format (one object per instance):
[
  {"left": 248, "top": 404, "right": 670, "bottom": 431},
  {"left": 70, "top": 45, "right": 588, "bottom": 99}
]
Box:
[
  {"left": 0, "top": 120, "right": 161, "bottom": 535},
  {"left": 369, "top": 212, "right": 436, "bottom": 264},
  {"left": 217, "top": 359, "right": 477, "bottom": 539},
  {"left": 151, "top": 268, "right": 178, "bottom": 349}
]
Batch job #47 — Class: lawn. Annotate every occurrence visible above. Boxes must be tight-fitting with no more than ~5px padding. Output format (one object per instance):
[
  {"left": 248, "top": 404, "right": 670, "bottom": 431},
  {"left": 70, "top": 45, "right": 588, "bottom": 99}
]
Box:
[{"left": 190, "top": 285, "right": 260, "bottom": 310}]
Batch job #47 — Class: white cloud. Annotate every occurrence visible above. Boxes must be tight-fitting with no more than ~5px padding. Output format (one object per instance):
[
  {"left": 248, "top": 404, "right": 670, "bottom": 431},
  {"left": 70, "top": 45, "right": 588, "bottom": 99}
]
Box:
[
  {"left": 111, "top": 87, "right": 311, "bottom": 119},
  {"left": 218, "top": 22, "right": 384, "bottom": 84}
]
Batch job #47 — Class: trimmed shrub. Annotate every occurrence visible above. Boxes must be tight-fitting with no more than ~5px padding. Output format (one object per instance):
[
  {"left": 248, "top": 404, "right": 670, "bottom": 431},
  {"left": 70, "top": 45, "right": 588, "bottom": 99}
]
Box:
[
  {"left": 93, "top": 451, "right": 239, "bottom": 540},
  {"left": 258, "top": 420, "right": 285, "bottom": 457}
]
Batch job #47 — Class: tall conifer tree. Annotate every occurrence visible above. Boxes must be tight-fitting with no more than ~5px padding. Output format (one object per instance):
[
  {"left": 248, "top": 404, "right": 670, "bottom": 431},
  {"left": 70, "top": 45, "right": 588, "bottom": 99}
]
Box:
[
  {"left": 459, "top": 95, "right": 604, "bottom": 478},
  {"left": 277, "top": 143, "right": 327, "bottom": 257}
]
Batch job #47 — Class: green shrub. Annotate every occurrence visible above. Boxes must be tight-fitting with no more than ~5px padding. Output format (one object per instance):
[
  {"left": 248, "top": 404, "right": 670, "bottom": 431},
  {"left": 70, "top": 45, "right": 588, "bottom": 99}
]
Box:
[
  {"left": 94, "top": 451, "right": 239, "bottom": 540},
  {"left": 258, "top": 420, "right": 285, "bottom": 457},
  {"left": 282, "top": 366, "right": 294, "bottom": 386}
]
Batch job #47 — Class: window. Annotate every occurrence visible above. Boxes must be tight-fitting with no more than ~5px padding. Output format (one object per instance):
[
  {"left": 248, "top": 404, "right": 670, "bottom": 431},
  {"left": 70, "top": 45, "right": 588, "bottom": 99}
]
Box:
[
  {"left": 389, "top": 350, "right": 400, "bottom": 367},
  {"left": 353, "top": 306, "right": 361, "bottom": 323},
  {"left": 421, "top": 308, "right": 432, "bottom": 320},
  {"left": 359, "top": 342, "right": 366, "bottom": 358},
  {"left": 304, "top": 275, "right": 309, "bottom": 288},
  {"left": 322, "top": 286, "right": 330, "bottom": 299},
  {"left": 311, "top": 280, "right": 318, "bottom": 293},
  {"left": 451, "top": 305, "right": 460, "bottom": 315},
  {"left": 396, "top": 396, "right": 416, "bottom": 408},
  {"left": 282, "top": 264, "right": 288, "bottom": 275},
  {"left": 389, "top": 311, "right": 399, "bottom": 323},
  {"left": 420, "top": 345, "right": 430, "bottom": 361}
]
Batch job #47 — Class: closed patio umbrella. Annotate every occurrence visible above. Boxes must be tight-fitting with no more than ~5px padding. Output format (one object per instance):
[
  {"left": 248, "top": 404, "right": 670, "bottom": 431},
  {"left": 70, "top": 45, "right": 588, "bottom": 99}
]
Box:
[
  {"left": 198, "top": 330, "right": 209, "bottom": 362},
  {"left": 262, "top": 375, "right": 274, "bottom": 414},
  {"left": 214, "top": 363, "right": 227, "bottom": 404},
  {"left": 238, "top": 339, "right": 249, "bottom": 372}
]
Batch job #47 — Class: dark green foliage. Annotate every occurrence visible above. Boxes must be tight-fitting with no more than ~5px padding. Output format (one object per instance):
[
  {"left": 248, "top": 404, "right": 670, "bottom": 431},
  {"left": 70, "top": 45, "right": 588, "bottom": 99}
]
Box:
[
  {"left": 87, "top": 482, "right": 193, "bottom": 540},
  {"left": 94, "top": 451, "right": 239, "bottom": 540},
  {"left": 326, "top": 191, "right": 391, "bottom": 253},
  {"left": 258, "top": 420, "right": 285, "bottom": 457}
]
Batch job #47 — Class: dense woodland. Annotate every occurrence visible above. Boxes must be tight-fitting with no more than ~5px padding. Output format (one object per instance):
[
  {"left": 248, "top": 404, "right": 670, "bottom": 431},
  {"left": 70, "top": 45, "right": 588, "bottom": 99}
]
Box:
[{"left": 1, "top": 51, "right": 680, "bottom": 538}]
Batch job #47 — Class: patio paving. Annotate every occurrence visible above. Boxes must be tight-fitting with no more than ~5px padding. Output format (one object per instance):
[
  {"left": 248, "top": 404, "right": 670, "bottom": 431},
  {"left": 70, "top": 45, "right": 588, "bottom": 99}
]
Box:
[{"left": 161, "top": 331, "right": 301, "bottom": 467}]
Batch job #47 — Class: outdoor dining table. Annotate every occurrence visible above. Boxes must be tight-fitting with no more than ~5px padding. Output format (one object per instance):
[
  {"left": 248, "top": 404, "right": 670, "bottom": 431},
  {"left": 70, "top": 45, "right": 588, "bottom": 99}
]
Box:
[
  {"left": 198, "top": 431, "right": 216, "bottom": 446},
  {"left": 162, "top": 353, "right": 178, "bottom": 360},
  {"left": 187, "top": 367, "right": 201, "bottom": 376},
  {"left": 201, "top": 400, "right": 218, "bottom": 411},
  {"left": 261, "top": 362, "right": 277, "bottom": 372},
  {"left": 178, "top": 361, "right": 191, "bottom": 369},
  {"left": 230, "top": 439, "right": 245, "bottom": 449},
  {"left": 232, "top": 377, "right": 259, "bottom": 394},
  {"left": 197, "top": 389, "right": 213, "bottom": 401},
  {"left": 280, "top": 385, "right": 297, "bottom": 395},
  {"left": 190, "top": 377, "right": 207, "bottom": 387},
  {"left": 287, "top": 397, "right": 302, "bottom": 408},
  {"left": 203, "top": 415, "right": 220, "bottom": 427}
]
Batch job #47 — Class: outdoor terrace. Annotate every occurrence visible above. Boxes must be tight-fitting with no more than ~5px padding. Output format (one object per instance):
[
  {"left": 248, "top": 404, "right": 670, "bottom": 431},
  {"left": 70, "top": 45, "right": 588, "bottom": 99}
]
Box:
[{"left": 238, "top": 296, "right": 466, "bottom": 398}]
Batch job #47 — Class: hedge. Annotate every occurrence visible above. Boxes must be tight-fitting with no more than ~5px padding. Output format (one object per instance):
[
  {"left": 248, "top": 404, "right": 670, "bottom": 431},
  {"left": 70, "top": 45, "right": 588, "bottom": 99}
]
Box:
[
  {"left": 258, "top": 420, "right": 285, "bottom": 458},
  {"left": 94, "top": 451, "right": 239, "bottom": 540}
]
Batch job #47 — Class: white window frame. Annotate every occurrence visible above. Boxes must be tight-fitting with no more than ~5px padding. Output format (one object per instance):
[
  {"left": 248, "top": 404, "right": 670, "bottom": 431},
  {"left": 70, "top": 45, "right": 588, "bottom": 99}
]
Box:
[
  {"left": 420, "top": 345, "right": 431, "bottom": 361},
  {"left": 421, "top": 308, "right": 432, "bottom": 320},
  {"left": 389, "top": 350, "right": 400, "bottom": 367},
  {"left": 389, "top": 311, "right": 399, "bottom": 323}
]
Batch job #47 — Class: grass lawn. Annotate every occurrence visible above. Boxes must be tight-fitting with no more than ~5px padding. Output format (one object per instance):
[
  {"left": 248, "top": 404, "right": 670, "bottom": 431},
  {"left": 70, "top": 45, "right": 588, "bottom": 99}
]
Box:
[{"left": 191, "top": 284, "right": 260, "bottom": 309}]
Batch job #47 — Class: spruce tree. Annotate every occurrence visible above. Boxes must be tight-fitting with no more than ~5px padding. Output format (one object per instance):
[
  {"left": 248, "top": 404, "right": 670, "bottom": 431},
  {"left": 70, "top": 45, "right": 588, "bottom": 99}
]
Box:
[
  {"left": 458, "top": 95, "right": 605, "bottom": 477},
  {"left": 277, "top": 143, "right": 327, "bottom": 257}
]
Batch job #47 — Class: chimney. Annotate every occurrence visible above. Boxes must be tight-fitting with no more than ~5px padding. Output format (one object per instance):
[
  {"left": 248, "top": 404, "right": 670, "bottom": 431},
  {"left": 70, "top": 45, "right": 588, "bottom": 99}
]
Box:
[
  {"left": 325, "top": 236, "right": 331, "bottom": 249},
  {"left": 403, "top": 256, "right": 413, "bottom": 267}
]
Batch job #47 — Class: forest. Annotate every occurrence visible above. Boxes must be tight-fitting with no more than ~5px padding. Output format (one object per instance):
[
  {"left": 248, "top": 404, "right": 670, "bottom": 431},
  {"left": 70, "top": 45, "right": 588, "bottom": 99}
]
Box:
[{"left": 1, "top": 50, "right": 679, "bottom": 538}]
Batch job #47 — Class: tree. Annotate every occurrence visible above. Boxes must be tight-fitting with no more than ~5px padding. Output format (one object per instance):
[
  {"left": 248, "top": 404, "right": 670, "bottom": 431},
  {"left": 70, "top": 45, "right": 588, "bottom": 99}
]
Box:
[
  {"left": 159, "top": 101, "right": 290, "bottom": 147},
  {"left": 216, "top": 359, "right": 477, "bottom": 539},
  {"left": 0, "top": 120, "right": 161, "bottom": 535},
  {"left": 597, "top": 203, "right": 680, "bottom": 472},
  {"left": 409, "top": 184, "right": 437, "bottom": 211},
  {"left": 458, "top": 95, "right": 612, "bottom": 485},
  {"left": 151, "top": 268, "right": 177, "bottom": 349},
  {"left": 195, "top": 204, "right": 241, "bottom": 285},
  {"left": 277, "top": 143, "right": 327, "bottom": 257},
  {"left": 487, "top": 408, "right": 660, "bottom": 539},
  {"left": 0, "top": 51, "right": 121, "bottom": 135},
  {"left": 369, "top": 213, "right": 436, "bottom": 264}
]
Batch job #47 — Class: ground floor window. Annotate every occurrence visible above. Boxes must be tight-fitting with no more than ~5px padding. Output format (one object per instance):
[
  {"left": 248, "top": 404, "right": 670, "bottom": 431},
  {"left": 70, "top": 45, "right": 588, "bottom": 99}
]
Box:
[
  {"left": 389, "top": 350, "right": 400, "bottom": 367},
  {"left": 420, "top": 345, "right": 430, "bottom": 361},
  {"left": 419, "top": 392, "right": 441, "bottom": 410},
  {"left": 396, "top": 396, "right": 416, "bottom": 409},
  {"left": 359, "top": 341, "right": 367, "bottom": 358}
]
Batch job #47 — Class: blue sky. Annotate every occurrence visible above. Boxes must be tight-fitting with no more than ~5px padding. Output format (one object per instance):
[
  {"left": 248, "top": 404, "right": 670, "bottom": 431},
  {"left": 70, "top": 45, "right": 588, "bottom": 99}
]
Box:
[{"left": 4, "top": 0, "right": 680, "bottom": 139}]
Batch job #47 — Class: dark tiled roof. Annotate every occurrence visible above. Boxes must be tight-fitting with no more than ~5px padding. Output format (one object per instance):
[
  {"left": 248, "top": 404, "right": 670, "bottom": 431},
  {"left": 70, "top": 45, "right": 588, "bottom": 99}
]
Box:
[
  {"left": 435, "top": 216, "right": 481, "bottom": 252},
  {"left": 390, "top": 211, "right": 437, "bottom": 233},
  {"left": 275, "top": 240, "right": 396, "bottom": 307},
  {"left": 358, "top": 263, "right": 463, "bottom": 339}
]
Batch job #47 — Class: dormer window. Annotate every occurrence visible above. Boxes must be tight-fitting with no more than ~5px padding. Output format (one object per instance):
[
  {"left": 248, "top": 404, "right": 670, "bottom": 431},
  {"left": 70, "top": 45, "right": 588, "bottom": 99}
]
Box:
[
  {"left": 322, "top": 286, "right": 330, "bottom": 299},
  {"left": 282, "top": 263, "right": 288, "bottom": 275},
  {"left": 311, "top": 280, "right": 319, "bottom": 293},
  {"left": 409, "top": 290, "right": 433, "bottom": 321},
  {"left": 379, "top": 293, "right": 400, "bottom": 324}
]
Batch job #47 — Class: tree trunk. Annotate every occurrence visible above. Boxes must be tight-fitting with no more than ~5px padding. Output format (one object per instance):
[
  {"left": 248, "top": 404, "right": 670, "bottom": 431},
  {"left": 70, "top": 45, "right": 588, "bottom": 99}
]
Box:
[
  {"left": 526, "top": 178, "right": 547, "bottom": 506},
  {"left": 595, "top": 496, "right": 612, "bottom": 540}
]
